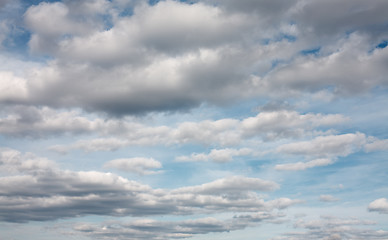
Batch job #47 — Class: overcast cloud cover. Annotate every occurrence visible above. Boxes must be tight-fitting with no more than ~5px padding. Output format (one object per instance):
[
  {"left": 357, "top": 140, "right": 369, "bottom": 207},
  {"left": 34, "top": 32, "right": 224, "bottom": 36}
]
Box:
[{"left": 0, "top": 0, "right": 388, "bottom": 239}]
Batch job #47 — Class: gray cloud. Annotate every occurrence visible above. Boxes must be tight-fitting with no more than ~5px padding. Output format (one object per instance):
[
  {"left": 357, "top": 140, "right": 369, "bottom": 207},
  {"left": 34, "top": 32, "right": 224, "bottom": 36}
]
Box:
[
  {"left": 72, "top": 212, "right": 285, "bottom": 240},
  {"left": 0, "top": 0, "right": 387, "bottom": 115},
  {"left": 0, "top": 148, "right": 300, "bottom": 223}
]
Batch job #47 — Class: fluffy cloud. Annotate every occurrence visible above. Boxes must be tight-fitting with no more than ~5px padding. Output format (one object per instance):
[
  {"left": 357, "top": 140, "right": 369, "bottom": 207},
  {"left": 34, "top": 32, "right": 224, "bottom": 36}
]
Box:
[
  {"left": 0, "top": 148, "right": 300, "bottom": 223},
  {"left": 274, "top": 133, "right": 388, "bottom": 170},
  {"left": 40, "top": 109, "right": 346, "bottom": 153},
  {"left": 0, "top": 0, "right": 387, "bottom": 115},
  {"left": 104, "top": 157, "right": 162, "bottom": 175},
  {"left": 0, "top": 106, "right": 101, "bottom": 137},
  {"left": 364, "top": 138, "right": 388, "bottom": 152},
  {"left": 277, "top": 133, "right": 367, "bottom": 158},
  {"left": 368, "top": 198, "right": 388, "bottom": 214},
  {"left": 261, "top": 34, "right": 388, "bottom": 96},
  {"left": 0, "top": 71, "right": 28, "bottom": 101}
]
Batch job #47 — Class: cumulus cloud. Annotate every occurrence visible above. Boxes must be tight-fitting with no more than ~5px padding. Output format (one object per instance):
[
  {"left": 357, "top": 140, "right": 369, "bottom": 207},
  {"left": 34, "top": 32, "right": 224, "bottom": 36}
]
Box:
[
  {"left": 0, "top": 148, "right": 300, "bottom": 223},
  {"left": 368, "top": 198, "right": 388, "bottom": 214},
  {"left": 277, "top": 133, "right": 367, "bottom": 158},
  {"left": 104, "top": 157, "right": 162, "bottom": 175},
  {"left": 0, "top": 107, "right": 344, "bottom": 141},
  {"left": 0, "top": 0, "right": 386, "bottom": 115},
  {"left": 0, "top": 106, "right": 102, "bottom": 137},
  {"left": 274, "top": 133, "right": 388, "bottom": 170}
]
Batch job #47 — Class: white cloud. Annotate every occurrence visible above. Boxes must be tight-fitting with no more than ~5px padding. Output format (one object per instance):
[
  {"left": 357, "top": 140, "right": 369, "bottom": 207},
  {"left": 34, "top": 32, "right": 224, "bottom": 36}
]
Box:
[
  {"left": 37, "top": 109, "right": 347, "bottom": 152},
  {"left": 104, "top": 157, "right": 162, "bottom": 175},
  {"left": 241, "top": 110, "right": 347, "bottom": 140},
  {"left": 277, "top": 133, "right": 367, "bottom": 158},
  {"left": 0, "top": 147, "right": 56, "bottom": 174},
  {"left": 364, "top": 138, "right": 388, "bottom": 152},
  {"left": 368, "top": 198, "right": 388, "bottom": 214},
  {"left": 0, "top": 71, "right": 28, "bottom": 101},
  {"left": 176, "top": 148, "right": 254, "bottom": 163},
  {"left": 275, "top": 158, "right": 334, "bottom": 171},
  {"left": 173, "top": 175, "right": 279, "bottom": 195}
]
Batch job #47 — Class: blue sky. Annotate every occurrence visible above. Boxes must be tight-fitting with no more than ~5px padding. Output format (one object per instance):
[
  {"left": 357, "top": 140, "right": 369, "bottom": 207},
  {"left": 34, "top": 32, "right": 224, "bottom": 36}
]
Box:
[{"left": 1, "top": 0, "right": 388, "bottom": 239}]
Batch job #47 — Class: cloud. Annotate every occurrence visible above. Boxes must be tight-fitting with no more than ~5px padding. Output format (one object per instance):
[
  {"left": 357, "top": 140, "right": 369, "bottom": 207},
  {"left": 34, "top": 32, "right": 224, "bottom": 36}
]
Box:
[
  {"left": 291, "top": 0, "right": 388, "bottom": 38},
  {"left": 0, "top": 106, "right": 101, "bottom": 137},
  {"left": 0, "top": 71, "right": 28, "bottom": 101},
  {"left": 275, "top": 158, "right": 334, "bottom": 171},
  {"left": 240, "top": 110, "right": 347, "bottom": 141},
  {"left": 273, "top": 133, "right": 388, "bottom": 170},
  {"left": 277, "top": 133, "right": 367, "bottom": 158},
  {"left": 39, "top": 109, "right": 346, "bottom": 153},
  {"left": 364, "top": 138, "right": 388, "bottom": 152},
  {"left": 172, "top": 175, "right": 279, "bottom": 195},
  {"left": 73, "top": 212, "right": 286, "bottom": 240},
  {"left": 1, "top": 0, "right": 387, "bottom": 116},
  {"left": 319, "top": 195, "right": 339, "bottom": 202},
  {"left": 272, "top": 216, "right": 386, "bottom": 240},
  {"left": 0, "top": 148, "right": 300, "bottom": 223},
  {"left": 175, "top": 148, "right": 255, "bottom": 163},
  {"left": 260, "top": 33, "right": 388, "bottom": 96},
  {"left": 104, "top": 157, "right": 162, "bottom": 175},
  {"left": 0, "top": 147, "right": 56, "bottom": 174},
  {"left": 368, "top": 198, "right": 388, "bottom": 214}
]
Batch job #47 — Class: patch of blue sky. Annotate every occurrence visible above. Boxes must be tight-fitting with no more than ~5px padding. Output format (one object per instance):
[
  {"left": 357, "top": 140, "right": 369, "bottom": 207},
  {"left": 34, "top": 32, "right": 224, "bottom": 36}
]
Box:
[
  {"left": 300, "top": 47, "right": 321, "bottom": 56},
  {"left": 261, "top": 32, "right": 297, "bottom": 46},
  {"left": 1, "top": 28, "right": 31, "bottom": 55},
  {"left": 376, "top": 40, "right": 388, "bottom": 49}
]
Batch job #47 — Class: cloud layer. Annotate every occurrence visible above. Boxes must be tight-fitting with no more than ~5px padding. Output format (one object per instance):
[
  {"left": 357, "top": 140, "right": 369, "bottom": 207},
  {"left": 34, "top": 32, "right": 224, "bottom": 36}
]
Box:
[
  {"left": 1, "top": 0, "right": 388, "bottom": 239},
  {"left": 1, "top": 0, "right": 388, "bottom": 115},
  {"left": 0, "top": 148, "right": 299, "bottom": 223}
]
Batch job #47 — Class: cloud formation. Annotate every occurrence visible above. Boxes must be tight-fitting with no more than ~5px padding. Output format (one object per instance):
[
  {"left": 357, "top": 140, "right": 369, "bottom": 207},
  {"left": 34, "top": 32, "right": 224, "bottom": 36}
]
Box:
[
  {"left": 368, "top": 198, "right": 388, "bottom": 214},
  {"left": 0, "top": 147, "right": 299, "bottom": 223},
  {"left": 0, "top": 0, "right": 387, "bottom": 115},
  {"left": 272, "top": 216, "right": 388, "bottom": 240},
  {"left": 73, "top": 213, "right": 285, "bottom": 240},
  {"left": 104, "top": 157, "right": 163, "bottom": 175},
  {"left": 1, "top": 0, "right": 388, "bottom": 239}
]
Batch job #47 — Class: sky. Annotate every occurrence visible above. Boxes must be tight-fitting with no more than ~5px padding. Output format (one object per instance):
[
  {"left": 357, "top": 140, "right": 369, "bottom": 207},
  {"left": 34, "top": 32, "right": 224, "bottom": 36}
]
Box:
[{"left": 0, "top": 0, "right": 388, "bottom": 239}]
